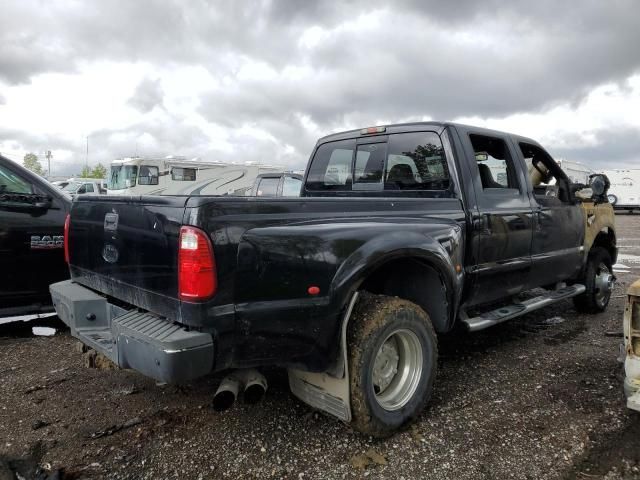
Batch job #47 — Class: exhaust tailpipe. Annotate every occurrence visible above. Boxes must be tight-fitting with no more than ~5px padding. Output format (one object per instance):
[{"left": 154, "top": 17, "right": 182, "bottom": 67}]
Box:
[
  {"left": 241, "top": 369, "right": 268, "bottom": 405},
  {"left": 212, "top": 369, "right": 268, "bottom": 411},
  {"left": 212, "top": 374, "right": 241, "bottom": 412}
]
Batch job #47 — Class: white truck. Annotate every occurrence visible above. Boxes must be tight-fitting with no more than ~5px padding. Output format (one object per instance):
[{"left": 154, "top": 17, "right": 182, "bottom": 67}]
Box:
[
  {"left": 61, "top": 178, "right": 107, "bottom": 196},
  {"left": 602, "top": 169, "right": 640, "bottom": 212}
]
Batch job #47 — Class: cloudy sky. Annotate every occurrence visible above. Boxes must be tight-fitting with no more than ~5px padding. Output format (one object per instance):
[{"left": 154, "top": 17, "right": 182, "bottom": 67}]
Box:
[{"left": 1, "top": 0, "right": 639, "bottom": 177}]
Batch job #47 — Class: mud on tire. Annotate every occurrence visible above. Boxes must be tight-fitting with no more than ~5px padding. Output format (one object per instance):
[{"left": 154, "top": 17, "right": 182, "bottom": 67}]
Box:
[{"left": 347, "top": 292, "right": 438, "bottom": 437}]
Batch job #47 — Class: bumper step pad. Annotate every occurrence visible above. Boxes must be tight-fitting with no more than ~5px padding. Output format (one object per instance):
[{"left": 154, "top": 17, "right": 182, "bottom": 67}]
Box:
[{"left": 50, "top": 280, "right": 214, "bottom": 383}]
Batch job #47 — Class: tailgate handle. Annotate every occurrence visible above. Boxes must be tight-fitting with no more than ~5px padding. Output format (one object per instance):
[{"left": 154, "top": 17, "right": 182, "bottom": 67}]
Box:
[{"left": 104, "top": 213, "right": 119, "bottom": 231}]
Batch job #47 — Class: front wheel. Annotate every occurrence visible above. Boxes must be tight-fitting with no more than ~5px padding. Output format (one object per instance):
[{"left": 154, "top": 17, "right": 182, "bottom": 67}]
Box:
[
  {"left": 573, "top": 247, "right": 614, "bottom": 313},
  {"left": 347, "top": 293, "right": 438, "bottom": 437},
  {"left": 607, "top": 194, "right": 617, "bottom": 206}
]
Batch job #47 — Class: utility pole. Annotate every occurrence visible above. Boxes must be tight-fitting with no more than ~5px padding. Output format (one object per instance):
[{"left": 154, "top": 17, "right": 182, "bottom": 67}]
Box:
[
  {"left": 45, "top": 150, "right": 52, "bottom": 178},
  {"left": 86, "top": 136, "right": 89, "bottom": 168}
]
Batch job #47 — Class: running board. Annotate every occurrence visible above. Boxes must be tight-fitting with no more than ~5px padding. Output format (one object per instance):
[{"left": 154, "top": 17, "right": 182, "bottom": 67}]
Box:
[{"left": 463, "top": 284, "right": 586, "bottom": 332}]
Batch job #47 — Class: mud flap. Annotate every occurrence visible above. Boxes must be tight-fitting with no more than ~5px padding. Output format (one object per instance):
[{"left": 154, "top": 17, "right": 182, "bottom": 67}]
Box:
[
  {"left": 287, "top": 293, "right": 358, "bottom": 422},
  {"left": 628, "top": 390, "right": 640, "bottom": 412}
]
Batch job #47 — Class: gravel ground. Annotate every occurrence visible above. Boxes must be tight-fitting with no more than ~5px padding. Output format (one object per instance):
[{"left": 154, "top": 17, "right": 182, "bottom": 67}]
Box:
[{"left": 1, "top": 214, "right": 640, "bottom": 480}]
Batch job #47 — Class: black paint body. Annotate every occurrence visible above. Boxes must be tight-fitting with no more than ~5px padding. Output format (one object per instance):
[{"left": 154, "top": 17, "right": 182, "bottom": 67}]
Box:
[
  {"left": 0, "top": 155, "right": 71, "bottom": 316},
  {"left": 66, "top": 123, "right": 587, "bottom": 373}
]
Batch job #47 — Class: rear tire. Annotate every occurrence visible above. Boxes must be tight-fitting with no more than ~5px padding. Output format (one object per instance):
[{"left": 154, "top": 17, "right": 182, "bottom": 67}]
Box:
[
  {"left": 347, "top": 293, "right": 438, "bottom": 437},
  {"left": 573, "top": 247, "right": 614, "bottom": 313}
]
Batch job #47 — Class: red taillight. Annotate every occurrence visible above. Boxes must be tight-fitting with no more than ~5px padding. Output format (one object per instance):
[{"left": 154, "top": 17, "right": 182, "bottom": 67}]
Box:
[
  {"left": 64, "top": 214, "right": 70, "bottom": 264},
  {"left": 178, "top": 226, "right": 217, "bottom": 301}
]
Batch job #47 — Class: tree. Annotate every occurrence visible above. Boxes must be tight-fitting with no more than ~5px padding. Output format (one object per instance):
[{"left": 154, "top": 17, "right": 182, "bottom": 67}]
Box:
[
  {"left": 91, "top": 163, "right": 107, "bottom": 179},
  {"left": 79, "top": 166, "right": 92, "bottom": 178},
  {"left": 23, "top": 153, "right": 44, "bottom": 176}
]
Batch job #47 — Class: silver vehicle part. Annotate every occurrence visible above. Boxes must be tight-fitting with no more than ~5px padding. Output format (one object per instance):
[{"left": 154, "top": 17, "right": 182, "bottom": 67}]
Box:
[{"left": 287, "top": 292, "right": 359, "bottom": 422}]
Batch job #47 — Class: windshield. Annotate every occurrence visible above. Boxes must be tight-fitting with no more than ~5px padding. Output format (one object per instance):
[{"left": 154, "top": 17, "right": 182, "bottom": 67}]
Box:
[
  {"left": 62, "top": 181, "right": 82, "bottom": 192},
  {"left": 108, "top": 165, "right": 138, "bottom": 190}
]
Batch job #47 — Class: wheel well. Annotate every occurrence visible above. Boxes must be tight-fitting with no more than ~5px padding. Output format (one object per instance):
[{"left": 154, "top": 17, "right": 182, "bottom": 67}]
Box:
[
  {"left": 359, "top": 258, "right": 450, "bottom": 333},
  {"left": 592, "top": 228, "right": 617, "bottom": 264}
]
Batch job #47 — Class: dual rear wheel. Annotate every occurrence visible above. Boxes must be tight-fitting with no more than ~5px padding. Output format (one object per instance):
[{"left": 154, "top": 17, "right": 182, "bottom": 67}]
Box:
[{"left": 347, "top": 293, "right": 437, "bottom": 437}]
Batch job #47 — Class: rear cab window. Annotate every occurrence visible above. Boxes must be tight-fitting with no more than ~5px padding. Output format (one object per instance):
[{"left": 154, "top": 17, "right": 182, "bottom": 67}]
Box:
[
  {"left": 282, "top": 176, "right": 302, "bottom": 196},
  {"left": 304, "top": 131, "right": 453, "bottom": 197},
  {"left": 256, "top": 177, "right": 280, "bottom": 196}
]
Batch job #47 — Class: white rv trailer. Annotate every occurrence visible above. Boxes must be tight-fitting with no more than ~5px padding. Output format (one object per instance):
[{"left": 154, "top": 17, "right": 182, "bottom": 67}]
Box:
[
  {"left": 107, "top": 157, "right": 284, "bottom": 196},
  {"left": 601, "top": 168, "right": 640, "bottom": 211},
  {"left": 557, "top": 159, "right": 594, "bottom": 185}
]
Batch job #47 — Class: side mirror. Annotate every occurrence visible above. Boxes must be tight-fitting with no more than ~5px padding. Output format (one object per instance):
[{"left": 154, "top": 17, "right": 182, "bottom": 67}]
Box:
[
  {"left": 77, "top": 186, "right": 86, "bottom": 194},
  {"left": 576, "top": 174, "right": 610, "bottom": 202},
  {"left": 33, "top": 198, "right": 52, "bottom": 209},
  {"left": 589, "top": 174, "right": 608, "bottom": 197}
]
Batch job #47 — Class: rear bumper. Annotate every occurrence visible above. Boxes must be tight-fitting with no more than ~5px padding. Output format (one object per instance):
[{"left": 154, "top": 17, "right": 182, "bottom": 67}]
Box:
[{"left": 50, "top": 280, "right": 214, "bottom": 383}]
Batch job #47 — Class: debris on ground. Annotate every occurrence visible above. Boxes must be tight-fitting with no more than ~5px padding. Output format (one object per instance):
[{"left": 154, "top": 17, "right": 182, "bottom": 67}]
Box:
[
  {"left": 349, "top": 449, "right": 388, "bottom": 469},
  {"left": 88, "top": 417, "right": 142, "bottom": 439},
  {"left": 82, "top": 350, "right": 118, "bottom": 370}
]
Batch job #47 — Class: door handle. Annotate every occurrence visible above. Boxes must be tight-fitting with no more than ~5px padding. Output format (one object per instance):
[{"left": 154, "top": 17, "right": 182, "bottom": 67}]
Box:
[{"left": 472, "top": 215, "right": 490, "bottom": 234}]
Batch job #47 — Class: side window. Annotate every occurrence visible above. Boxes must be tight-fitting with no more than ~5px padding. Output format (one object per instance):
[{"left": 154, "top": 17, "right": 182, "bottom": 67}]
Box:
[
  {"left": 306, "top": 139, "right": 355, "bottom": 191},
  {"left": 256, "top": 177, "right": 280, "bottom": 196},
  {"left": 138, "top": 165, "right": 159, "bottom": 185},
  {"left": 520, "top": 142, "right": 570, "bottom": 204},
  {"left": 385, "top": 132, "right": 449, "bottom": 191},
  {"left": 84, "top": 183, "right": 94, "bottom": 193},
  {"left": 172, "top": 167, "right": 197, "bottom": 181},
  {"left": 282, "top": 176, "right": 302, "bottom": 196},
  {"left": 0, "top": 164, "right": 33, "bottom": 194},
  {"left": 469, "top": 134, "right": 519, "bottom": 191}
]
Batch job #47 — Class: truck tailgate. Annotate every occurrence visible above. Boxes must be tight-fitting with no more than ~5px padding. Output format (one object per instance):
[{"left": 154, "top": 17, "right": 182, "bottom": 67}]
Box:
[{"left": 68, "top": 196, "right": 188, "bottom": 318}]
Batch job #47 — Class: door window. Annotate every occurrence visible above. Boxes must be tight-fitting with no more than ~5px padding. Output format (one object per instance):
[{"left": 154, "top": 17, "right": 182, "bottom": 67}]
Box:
[
  {"left": 84, "top": 183, "right": 94, "bottom": 193},
  {"left": 520, "top": 142, "right": 571, "bottom": 204},
  {"left": 0, "top": 164, "right": 33, "bottom": 194},
  {"left": 469, "top": 134, "right": 519, "bottom": 191}
]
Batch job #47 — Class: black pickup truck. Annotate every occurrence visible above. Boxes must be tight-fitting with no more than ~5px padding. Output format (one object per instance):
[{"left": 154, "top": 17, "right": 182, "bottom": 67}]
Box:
[
  {"left": 0, "top": 154, "right": 71, "bottom": 317},
  {"left": 51, "top": 122, "right": 616, "bottom": 436}
]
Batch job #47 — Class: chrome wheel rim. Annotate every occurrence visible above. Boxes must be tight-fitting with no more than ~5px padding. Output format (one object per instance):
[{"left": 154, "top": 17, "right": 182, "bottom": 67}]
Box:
[
  {"left": 594, "top": 262, "right": 613, "bottom": 307},
  {"left": 372, "top": 329, "right": 423, "bottom": 411}
]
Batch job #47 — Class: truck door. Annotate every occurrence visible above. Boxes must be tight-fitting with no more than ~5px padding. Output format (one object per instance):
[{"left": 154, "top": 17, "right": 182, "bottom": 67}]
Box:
[
  {"left": 0, "top": 159, "right": 68, "bottom": 313},
  {"left": 514, "top": 140, "right": 584, "bottom": 286},
  {"left": 458, "top": 129, "right": 535, "bottom": 306}
]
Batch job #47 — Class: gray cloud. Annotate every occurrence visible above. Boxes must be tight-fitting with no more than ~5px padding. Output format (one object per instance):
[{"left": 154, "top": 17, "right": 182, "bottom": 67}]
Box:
[
  {"left": 550, "top": 127, "right": 640, "bottom": 170},
  {"left": 2, "top": 1, "right": 640, "bottom": 173},
  {"left": 128, "top": 77, "right": 164, "bottom": 113}
]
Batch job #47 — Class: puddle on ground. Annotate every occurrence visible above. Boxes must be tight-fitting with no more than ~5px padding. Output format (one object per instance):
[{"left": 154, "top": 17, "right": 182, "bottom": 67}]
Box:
[
  {"left": 614, "top": 263, "right": 631, "bottom": 273},
  {"left": 0, "top": 312, "right": 57, "bottom": 326},
  {"left": 617, "top": 253, "right": 640, "bottom": 264},
  {"left": 32, "top": 327, "right": 56, "bottom": 336},
  {"left": 540, "top": 316, "right": 566, "bottom": 325}
]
